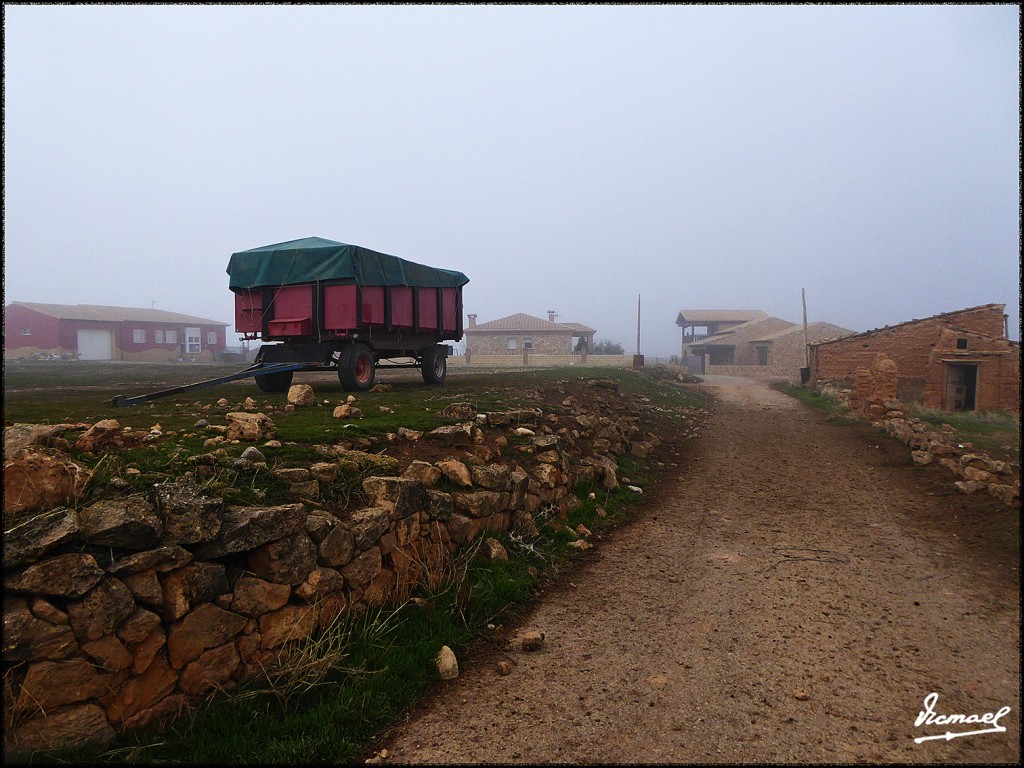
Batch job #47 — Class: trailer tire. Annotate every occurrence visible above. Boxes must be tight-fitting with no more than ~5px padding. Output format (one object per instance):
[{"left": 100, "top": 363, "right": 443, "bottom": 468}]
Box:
[
  {"left": 421, "top": 345, "right": 447, "bottom": 385},
  {"left": 338, "top": 344, "right": 376, "bottom": 391},
  {"left": 254, "top": 370, "right": 294, "bottom": 393}
]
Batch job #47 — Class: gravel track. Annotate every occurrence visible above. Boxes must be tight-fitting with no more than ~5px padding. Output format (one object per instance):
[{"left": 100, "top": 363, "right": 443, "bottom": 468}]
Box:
[{"left": 371, "top": 375, "right": 1020, "bottom": 764}]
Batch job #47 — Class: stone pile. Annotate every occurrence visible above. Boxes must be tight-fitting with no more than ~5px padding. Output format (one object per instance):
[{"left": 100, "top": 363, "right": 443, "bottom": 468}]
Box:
[
  {"left": 880, "top": 412, "right": 1019, "bottom": 506},
  {"left": 816, "top": 379, "right": 1019, "bottom": 508},
  {"left": 2, "top": 379, "right": 661, "bottom": 756}
]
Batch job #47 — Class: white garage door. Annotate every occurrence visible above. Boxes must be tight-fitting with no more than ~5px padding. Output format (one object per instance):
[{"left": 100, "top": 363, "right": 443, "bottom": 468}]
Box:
[{"left": 77, "top": 329, "right": 113, "bottom": 360}]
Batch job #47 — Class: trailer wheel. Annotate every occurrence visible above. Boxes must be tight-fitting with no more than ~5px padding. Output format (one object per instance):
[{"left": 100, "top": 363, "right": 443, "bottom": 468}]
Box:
[
  {"left": 421, "top": 345, "right": 447, "bottom": 385},
  {"left": 254, "top": 370, "right": 294, "bottom": 393},
  {"left": 338, "top": 344, "right": 376, "bottom": 391}
]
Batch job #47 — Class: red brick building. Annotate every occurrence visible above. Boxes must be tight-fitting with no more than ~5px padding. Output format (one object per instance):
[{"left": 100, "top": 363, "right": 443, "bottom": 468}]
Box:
[
  {"left": 4, "top": 302, "right": 230, "bottom": 362},
  {"left": 809, "top": 304, "right": 1019, "bottom": 413}
]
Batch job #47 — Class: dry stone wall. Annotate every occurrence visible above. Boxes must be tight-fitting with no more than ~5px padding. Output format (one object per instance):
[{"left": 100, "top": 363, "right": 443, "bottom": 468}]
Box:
[
  {"left": 817, "top": 363, "right": 1020, "bottom": 507},
  {"left": 3, "top": 379, "right": 659, "bottom": 757}
]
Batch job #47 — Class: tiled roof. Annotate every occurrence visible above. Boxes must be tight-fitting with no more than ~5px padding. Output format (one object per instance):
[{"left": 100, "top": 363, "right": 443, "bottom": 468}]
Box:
[
  {"left": 690, "top": 317, "right": 794, "bottom": 346},
  {"left": 676, "top": 309, "right": 768, "bottom": 326},
  {"left": 9, "top": 302, "right": 228, "bottom": 326},
  {"left": 750, "top": 322, "right": 855, "bottom": 342},
  {"left": 808, "top": 304, "right": 1005, "bottom": 346},
  {"left": 468, "top": 313, "right": 592, "bottom": 333}
]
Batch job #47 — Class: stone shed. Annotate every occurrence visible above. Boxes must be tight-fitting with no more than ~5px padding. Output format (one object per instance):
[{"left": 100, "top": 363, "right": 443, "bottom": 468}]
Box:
[{"left": 809, "top": 303, "right": 1019, "bottom": 413}]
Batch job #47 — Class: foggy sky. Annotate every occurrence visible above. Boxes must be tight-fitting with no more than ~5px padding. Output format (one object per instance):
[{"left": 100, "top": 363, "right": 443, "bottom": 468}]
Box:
[{"left": 4, "top": 4, "right": 1020, "bottom": 356}]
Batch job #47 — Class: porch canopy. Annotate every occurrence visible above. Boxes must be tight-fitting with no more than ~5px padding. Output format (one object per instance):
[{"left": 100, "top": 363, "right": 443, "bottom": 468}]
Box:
[{"left": 227, "top": 237, "right": 469, "bottom": 290}]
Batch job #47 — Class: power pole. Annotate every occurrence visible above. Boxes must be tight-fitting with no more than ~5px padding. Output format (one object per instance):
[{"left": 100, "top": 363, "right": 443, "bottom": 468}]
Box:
[
  {"left": 636, "top": 294, "right": 641, "bottom": 355},
  {"left": 802, "top": 288, "right": 810, "bottom": 368}
]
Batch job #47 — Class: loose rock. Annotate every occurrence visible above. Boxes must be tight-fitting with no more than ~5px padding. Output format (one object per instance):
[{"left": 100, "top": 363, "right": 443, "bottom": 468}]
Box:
[
  {"left": 436, "top": 645, "right": 459, "bottom": 680},
  {"left": 520, "top": 629, "right": 545, "bottom": 651}
]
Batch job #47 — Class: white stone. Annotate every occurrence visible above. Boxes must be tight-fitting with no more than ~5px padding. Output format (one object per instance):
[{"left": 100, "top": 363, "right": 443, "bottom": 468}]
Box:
[{"left": 436, "top": 645, "right": 459, "bottom": 680}]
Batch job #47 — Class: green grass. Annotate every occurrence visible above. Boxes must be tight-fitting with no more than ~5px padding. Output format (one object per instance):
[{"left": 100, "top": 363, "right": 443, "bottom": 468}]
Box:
[
  {"left": 772, "top": 382, "right": 856, "bottom": 424},
  {"left": 908, "top": 406, "right": 1020, "bottom": 463},
  {"left": 910, "top": 405, "right": 1020, "bottom": 436}
]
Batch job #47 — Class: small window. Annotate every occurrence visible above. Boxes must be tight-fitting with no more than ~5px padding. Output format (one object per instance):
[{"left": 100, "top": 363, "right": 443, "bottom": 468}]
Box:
[
  {"left": 154, "top": 330, "right": 164, "bottom": 344},
  {"left": 207, "top": 331, "right": 217, "bottom": 345},
  {"left": 506, "top": 338, "right": 517, "bottom": 350},
  {"left": 165, "top": 330, "right": 177, "bottom": 344},
  {"left": 523, "top": 337, "right": 533, "bottom": 350},
  {"left": 20, "top": 328, "right": 31, "bottom": 336},
  {"left": 956, "top": 338, "right": 968, "bottom": 350},
  {"left": 133, "top": 329, "right": 146, "bottom": 344}
]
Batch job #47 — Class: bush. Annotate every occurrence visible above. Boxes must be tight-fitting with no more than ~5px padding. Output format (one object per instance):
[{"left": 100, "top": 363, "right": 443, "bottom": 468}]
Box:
[{"left": 592, "top": 339, "right": 624, "bottom": 355}]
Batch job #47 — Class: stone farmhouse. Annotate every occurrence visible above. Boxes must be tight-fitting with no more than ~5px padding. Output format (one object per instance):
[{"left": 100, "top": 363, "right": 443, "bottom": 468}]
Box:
[
  {"left": 3, "top": 302, "right": 230, "bottom": 362},
  {"left": 809, "top": 303, "right": 1019, "bottom": 413},
  {"left": 675, "top": 309, "right": 768, "bottom": 356},
  {"left": 464, "top": 312, "right": 596, "bottom": 357},
  {"left": 682, "top": 313, "right": 854, "bottom": 382}
]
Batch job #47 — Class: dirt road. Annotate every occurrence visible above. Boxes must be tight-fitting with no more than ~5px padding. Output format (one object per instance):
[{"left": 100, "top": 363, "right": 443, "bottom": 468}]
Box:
[{"left": 374, "top": 376, "right": 1020, "bottom": 764}]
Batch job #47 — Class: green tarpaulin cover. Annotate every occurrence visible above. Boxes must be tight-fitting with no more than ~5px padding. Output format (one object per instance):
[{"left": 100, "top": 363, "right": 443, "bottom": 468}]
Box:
[{"left": 226, "top": 237, "right": 469, "bottom": 290}]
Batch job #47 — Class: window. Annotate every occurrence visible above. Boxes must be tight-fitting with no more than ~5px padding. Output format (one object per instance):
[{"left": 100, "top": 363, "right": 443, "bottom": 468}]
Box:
[
  {"left": 523, "top": 337, "right": 534, "bottom": 350},
  {"left": 20, "top": 328, "right": 31, "bottom": 336},
  {"left": 154, "top": 330, "right": 164, "bottom": 344},
  {"left": 708, "top": 347, "right": 734, "bottom": 366},
  {"left": 186, "top": 328, "right": 201, "bottom": 354},
  {"left": 956, "top": 338, "right": 968, "bottom": 350},
  {"left": 165, "top": 330, "right": 177, "bottom": 344},
  {"left": 506, "top": 338, "right": 517, "bottom": 350},
  {"left": 207, "top": 331, "right": 217, "bottom": 345},
  {"left": 133, "top": 329, "right": 146, "bottom": 344}
]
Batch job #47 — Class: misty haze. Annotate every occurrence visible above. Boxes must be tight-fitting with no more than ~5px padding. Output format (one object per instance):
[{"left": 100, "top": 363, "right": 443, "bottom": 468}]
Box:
[{"left": 3, "top": 5, "right": 1019, "bottom": 355}]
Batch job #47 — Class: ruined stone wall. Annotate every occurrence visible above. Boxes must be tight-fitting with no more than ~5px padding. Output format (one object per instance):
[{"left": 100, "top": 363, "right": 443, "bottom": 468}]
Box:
[
  {"left": 815, "top": 380, "right": 1020, "bottom": 507},
  {"left": 3, "top": 387, "right": 656, "bottom": 757}
]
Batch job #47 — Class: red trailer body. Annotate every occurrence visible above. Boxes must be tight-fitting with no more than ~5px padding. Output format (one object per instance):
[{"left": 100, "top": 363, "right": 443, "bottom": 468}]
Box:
[
  {"left": 226, "top": 237, "right": 469, "bottom": 392},
  {"left": 233, "top": 284, "right": 463, "bottom": 341}
]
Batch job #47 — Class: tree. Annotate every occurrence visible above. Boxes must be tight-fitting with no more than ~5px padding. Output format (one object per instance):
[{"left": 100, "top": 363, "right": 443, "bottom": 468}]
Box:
[{"left": 592, "top": 338, "right": 624, "bottom": 355}]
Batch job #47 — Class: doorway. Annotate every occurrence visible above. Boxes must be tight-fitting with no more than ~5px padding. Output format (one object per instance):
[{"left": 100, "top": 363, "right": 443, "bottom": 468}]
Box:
[
  {"left": 77, "top": 328, "right": 113, "bottom": 360},
  {"left": 944, "top": 363, "right": 977, "bottom": 411}
]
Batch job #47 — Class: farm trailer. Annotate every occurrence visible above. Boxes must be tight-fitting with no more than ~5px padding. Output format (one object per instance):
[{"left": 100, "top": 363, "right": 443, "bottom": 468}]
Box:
[{"left": 109, "top": 237, "right": 468, "bottom": 406}]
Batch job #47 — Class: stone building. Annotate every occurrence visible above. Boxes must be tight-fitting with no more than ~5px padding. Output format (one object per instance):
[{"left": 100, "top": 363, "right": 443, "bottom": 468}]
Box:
[
  {"left": 809, "top": 303, "right": 1019, "bottom": 412},
  {"left": 675, "top": 309, "right": 768, "bottom": 358},
  {"left": 687, "top": 317, "right": 797, "bottom": 366},
  {"left": 464, "top": 312, "right": 596, "bottom": 356},
  {"left": 687, "top": 316, "right": 854, "bottom": 382}
]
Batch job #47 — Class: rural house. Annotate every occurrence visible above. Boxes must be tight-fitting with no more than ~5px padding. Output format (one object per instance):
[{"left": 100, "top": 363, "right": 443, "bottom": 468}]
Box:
[
  {"left": 686, "top": 316, "right": 854, "bottom": 382},
  {"left": 3, "top": 302, "right": 230, "bottom": 362},
  {"left": 687, "top": 316, "right": 797, "bottom": 367},
  {"left": 464, "top": 312, "right": 596, "bottom": 357},
  {"left": 676, "top": 309, "right": 768, "bottom": 357},
  {"left": 809, "top": 303, "right": 1019, "bottom": 413}
]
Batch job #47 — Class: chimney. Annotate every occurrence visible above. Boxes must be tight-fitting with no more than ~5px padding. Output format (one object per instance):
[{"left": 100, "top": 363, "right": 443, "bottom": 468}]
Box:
[
  {"left": 467, "top": 314, "right": 477, "bottom": 329},
  {"left": 547, "top": 310, "right": 557, "bottom": 322}
]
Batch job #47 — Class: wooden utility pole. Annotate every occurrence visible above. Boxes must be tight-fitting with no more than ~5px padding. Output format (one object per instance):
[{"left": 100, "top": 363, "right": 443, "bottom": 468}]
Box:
[
  {"left": 802, "top": 288, "right": 810, "bottom": 368},
  {"left": 631, "top": 294, "right": 645, "bottom": 369},
  {"left": 636, "top": 294, "right": 641, "bottom": 355}
]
